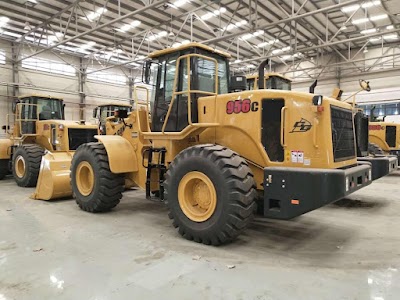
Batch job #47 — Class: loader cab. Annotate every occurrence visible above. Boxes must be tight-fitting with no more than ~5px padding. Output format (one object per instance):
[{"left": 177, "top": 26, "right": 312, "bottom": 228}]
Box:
[
  {"left": 15, "top": 95, "right": 65, "bottom": 135},
  {"left": 94, "top": 104, "right": 132, "bottom": 134},
  {"left": 144, "top": 43, "right": 230, "bottom": 132},
  {"left": 246, "top": 74, "right": 292, "bottom": 91}
]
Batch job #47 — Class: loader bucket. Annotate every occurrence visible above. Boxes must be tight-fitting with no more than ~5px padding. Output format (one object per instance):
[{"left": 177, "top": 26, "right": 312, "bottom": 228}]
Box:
[{"left": 31, "top": 152, "right": 74, "bottom": 200}]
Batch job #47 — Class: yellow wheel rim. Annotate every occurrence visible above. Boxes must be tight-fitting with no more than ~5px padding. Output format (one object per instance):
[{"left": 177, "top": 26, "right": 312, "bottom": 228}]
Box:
[
  {"left": 178, "top": 171, "right": 217, "bottom": 222},
  {"left": 76, "top": 161, "right": 95, "bottom": 196},
  {"left": 15, "top": 155, "right": 26, "bottom": 178}
]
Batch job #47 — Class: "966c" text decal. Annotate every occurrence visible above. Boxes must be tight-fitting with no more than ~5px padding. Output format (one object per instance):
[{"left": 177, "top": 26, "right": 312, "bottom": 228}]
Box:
[{"left": 226, "top": 99, "right": 259, "bottom": 114}]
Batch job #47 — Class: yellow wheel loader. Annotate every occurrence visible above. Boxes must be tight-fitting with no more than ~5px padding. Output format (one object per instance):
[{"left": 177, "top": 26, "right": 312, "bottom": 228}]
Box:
[
  {"left": 70, "top": 43, "right": 372, "bottom": 245},
  {"left": 0, "top": 94, "right": 98, "bottom": 200},
  {"left": 92, "top": 103, "right": 132, "bottom": 135},
  {"left": 368, "top": 107, "right": 400, "bottom": 166}
]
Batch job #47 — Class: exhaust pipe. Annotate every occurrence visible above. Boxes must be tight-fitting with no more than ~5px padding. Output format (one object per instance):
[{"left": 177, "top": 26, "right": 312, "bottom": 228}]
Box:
[
  {"left": 258, "top": 59, "right": 270, "bottom": 89},
  {"left": 309, "top": 80, "right": 318, "bottom": 93}
]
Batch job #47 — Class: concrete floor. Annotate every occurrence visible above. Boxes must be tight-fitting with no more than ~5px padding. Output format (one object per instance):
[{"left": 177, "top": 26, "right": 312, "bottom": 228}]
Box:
[{"left": 1, "top": 172, "right": 400, "bottom": 300}]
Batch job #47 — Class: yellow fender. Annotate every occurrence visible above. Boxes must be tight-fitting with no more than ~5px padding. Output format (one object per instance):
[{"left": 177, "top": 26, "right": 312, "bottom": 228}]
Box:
[
  {"left": 95, "top": 135, "right": 138, "bottom": 173},
  {"left": 31, "top": 151, "right": 73, "bottom": 200},
  {"left": 0, "top": 139, "right": 13, "bottom": 159}
]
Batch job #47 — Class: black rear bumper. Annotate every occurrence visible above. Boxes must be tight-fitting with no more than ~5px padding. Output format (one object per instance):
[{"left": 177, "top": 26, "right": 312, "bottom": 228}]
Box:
[
  {"left": 357, "top": 156, "right": 398, "bottom": 180},
  {"left": 389, "top": 150, "right": 400, "bottom": 166},
  {"left": 262, "top": 164, "right": 371, "bottom": 220}
]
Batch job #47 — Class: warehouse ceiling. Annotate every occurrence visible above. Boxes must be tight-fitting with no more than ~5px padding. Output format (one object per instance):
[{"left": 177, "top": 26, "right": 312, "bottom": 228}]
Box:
[{"left": 0, "top": 0, "right": 399, "bottom": 76}]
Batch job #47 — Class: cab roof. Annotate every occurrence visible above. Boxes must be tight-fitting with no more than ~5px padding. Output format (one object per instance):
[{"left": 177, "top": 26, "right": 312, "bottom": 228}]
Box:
[
  {"left": 19, "top": 94, "right": 64, "bottom": 101},
  {"left": 97, "top": 103, "right": 131, "bottom": 108},
  {"left": 246, "top": 72, "right": 292, "bottom": 82},
  {"left": 148, "top": 42, "right": 231, "bottom": 59}
]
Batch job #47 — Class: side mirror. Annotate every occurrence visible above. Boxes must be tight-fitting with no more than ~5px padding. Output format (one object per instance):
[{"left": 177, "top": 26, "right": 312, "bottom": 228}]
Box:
[
  {"left": 92, "top": 107, "right": 98, "bottom": 118},
  {"left": 312, "top": 95, "right": 323, "bottom": 106},
  {"left": 12, "top": 99, "right": 20, "bottom": 114},
  {"left": 359, "top": 79, "right": 371, "bottom": 92},
  {"left": 143, "top": 60, "right": 152, "bottom": 84}
]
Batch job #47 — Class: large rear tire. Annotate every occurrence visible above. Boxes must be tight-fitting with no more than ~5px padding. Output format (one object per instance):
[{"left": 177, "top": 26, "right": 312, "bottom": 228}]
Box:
[
  {"left": 0, "top": 159, "right": 9, "bottom": 180},
  {"left": 164, "top": 144, "right": 257, "bottom": 246},
  {"left": 12, "top": 144, "right": 44, "bottom": 187},
  {"left": 71, "top": 142, "right": 124, "bottom": 212}
]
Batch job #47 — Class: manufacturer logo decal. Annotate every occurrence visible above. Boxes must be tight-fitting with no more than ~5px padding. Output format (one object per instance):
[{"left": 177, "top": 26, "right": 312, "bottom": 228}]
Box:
[{"left": 290, "top": 118, "right": 312, "bottom": 133}]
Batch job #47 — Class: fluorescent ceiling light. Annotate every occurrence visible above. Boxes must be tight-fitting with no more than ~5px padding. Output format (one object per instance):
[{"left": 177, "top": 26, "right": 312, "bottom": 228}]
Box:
[
  {"left": 361, "top": 28, "right": 377, "bottom": 34},
  {"left": 221, "top": 20, "right": 247, "bottom": 32},
  {"left": 370, "top": 14, "right": 388, "bottom": 21},
  {"left": 362, "top": 0, "right": 381, "bottom": 8},
  {"left": 234, "top": 59, "right": 241, "bottom": 63},
  {"left": 172, "top": 39, "right": 190, "bottom": 48},
  {"left": 387, "top": 25, "right": 394, "bottom": 30},
  {"left": 341, "top": 4, "right": 360, "bottom": 13},
  {"left": 201, "top": 7, "right": 227, "bottom": 21},
  {"left": 282, "top": 46, "right": 291, "bottom": 51},
  {"left": 118, "top": 20, "right": 141, "bottom": 33},
  {"left": 369, "top": 37, "right": 381, "bottom": 42},
  {"left": 82, "top": 7, "right": 107, "bottom": 22},
  {"left": 352, "top": 18, "right": 369, "bottom": 25},
  {"left": 80, "top": 41, "right": 96, "bottom": 50},
  {"left": 27, "top": 0, "right": 38, "bottom": 3},
  {"left": 0, "top": 16, "right": 9, "bottom": 27},
  {"left": 147, "top": 31, "right": 168, "bottom": 41},
  {"left": 383, "top": 34, "right": 398, "bottom": 39},
  {"left": 1, "top": 31, "right": 21, "bottom": 38},
  {"left": 341, "top": 1, "right": 381, "bottom": 13},
  {"left": 172, "top": 0, "right": 189, "bottom": 8},
  {"left": 257, "top": 39, "right": 279, "bottom": 48},
  {"left": 272, "top": 49, "right": 282, "bottom": 54}
]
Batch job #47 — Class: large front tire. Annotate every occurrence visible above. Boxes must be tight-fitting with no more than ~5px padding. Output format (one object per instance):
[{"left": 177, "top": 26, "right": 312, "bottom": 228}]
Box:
[
  {"left": 71, "top": 142, "right": 124, "bottom": 212},
  {"left": 12, "top": 144, "right": 44, "bottom": 187},
  {"left": 164, "top": 144, "right": 257, "bottom": 246}
]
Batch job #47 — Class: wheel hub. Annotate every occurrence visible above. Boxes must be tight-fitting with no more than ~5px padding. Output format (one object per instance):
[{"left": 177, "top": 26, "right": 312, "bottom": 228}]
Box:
[
  {"left": 76, "top": 161, "right": 95, "bottom": 196},
  {"left": 15, "top": 155, "right": 26, "bottom": 178},
  {"left": 178, "top": 171, "right": 217, "bottom": 222}
]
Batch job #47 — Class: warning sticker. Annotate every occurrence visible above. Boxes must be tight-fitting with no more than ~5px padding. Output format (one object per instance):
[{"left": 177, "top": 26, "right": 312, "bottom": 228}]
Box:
[
  {"left": 297, "top": 151, "right": 304, "bottom": 163},
  {"left": 291, "top": 151, "right": 298, "bottom": 163},
  {"left": 304, "top": 158, "right": 311, "bottom": 166}
]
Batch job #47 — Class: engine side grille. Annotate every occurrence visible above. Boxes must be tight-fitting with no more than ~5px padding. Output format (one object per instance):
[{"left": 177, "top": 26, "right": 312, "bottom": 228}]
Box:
[
  {"left": 68, "top": 128, "right": 98, "bottom": 150},
  {"left": 385, "top": 126, "right": 396, "bottom": 147},
  {"left": 331, "top": 106, "right": 356, "bottom": 162},
  {"left": 354, "top": 111, "right": 369, "bottom": 156}
]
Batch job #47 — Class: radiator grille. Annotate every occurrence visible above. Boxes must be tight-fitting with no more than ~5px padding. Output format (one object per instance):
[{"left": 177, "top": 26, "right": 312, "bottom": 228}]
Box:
[
  {"left": 68, "top": 128, "right": 97, "bottom": 150},
  {"left": 331, "top": 106, "right": 356, "bottom": 162}
]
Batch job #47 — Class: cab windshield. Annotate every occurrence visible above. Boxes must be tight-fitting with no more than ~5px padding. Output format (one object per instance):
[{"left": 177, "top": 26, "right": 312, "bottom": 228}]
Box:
[
  {"left": 20, "top": 96, "right": 64, "bottom": 120},
  {"left": 266, "top": 76, "right": 292, "bottom": 91}
]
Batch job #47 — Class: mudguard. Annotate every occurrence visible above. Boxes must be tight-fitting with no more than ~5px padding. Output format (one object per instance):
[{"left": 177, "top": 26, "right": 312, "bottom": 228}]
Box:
[
  {"left": 0, "top": 139, "right": 13, "bottom": 159},
  {"left": 95, "top": 135, "right": 138, "bottom": 173}
]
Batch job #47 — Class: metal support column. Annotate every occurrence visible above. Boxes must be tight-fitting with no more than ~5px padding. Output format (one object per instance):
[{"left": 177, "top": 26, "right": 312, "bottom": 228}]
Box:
[
  {"left": 128, "top": 71, "right": 134, "bottom": 106},
  {"left": 78, "top": 57, "right": 86, "bottom": 121},
  {"left": 11, "top": 42, "right": 19, "bottom": 99}
]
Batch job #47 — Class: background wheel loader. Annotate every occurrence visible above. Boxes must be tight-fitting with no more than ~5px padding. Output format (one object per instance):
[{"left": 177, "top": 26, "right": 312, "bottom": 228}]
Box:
[
  {"left": 70, "top": 43, "right": 372, "bottom": 245},
  {"left": 92, "top": 103, "right": 132, "bottom": 134},
  {"left": 0, "top": 94, "right": 98, "bottom": 200},
  {"left": 368, "top": 106, "right": 400, "bottom": 165}
]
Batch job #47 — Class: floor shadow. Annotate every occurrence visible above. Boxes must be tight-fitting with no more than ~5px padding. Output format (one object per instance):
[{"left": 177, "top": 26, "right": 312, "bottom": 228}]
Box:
[{"left": 329, "top": 197, "right": 388, "bottom": 210}]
